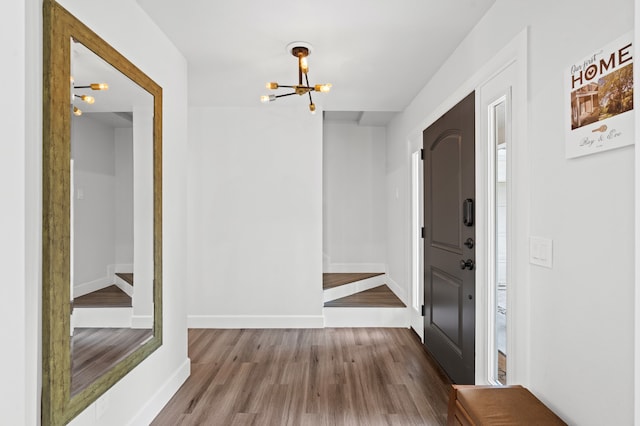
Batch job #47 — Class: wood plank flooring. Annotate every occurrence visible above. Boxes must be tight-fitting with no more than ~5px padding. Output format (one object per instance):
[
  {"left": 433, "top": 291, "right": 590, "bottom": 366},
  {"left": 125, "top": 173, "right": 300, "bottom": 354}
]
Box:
[
  {"left": 322, "top": 273, "right": 384, "bottom": 290},
  {"left": 73, "top": 285, "right": 131, "bottom": 308},
  {"left": 71, "top": 327, "right": 153, "bottom": 395},
  {"left": 324, "top": 285, "right": 406, "bottom": 308},
  {"left": 152, "top": 328, "right": 451, "bottom": 425}
]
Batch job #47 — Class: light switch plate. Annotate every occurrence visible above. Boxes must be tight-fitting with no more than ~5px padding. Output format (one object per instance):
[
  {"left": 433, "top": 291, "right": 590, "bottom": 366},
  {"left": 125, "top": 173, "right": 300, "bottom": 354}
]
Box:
[{"left": 530, "top": 236, "right": 553, "bottom": 268}]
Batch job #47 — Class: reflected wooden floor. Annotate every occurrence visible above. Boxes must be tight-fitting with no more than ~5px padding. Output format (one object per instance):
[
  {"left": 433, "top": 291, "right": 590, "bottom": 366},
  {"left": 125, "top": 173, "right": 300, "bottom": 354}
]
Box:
[
  {"left": 71, "top": 327, "right": 152, "bottom": 395},
  {"left": 152, "top": 328, "right": 451, "bottom": 425}
]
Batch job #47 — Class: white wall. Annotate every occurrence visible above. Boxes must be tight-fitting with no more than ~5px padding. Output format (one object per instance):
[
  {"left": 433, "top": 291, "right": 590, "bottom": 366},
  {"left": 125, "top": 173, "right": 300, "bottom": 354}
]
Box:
[
  {"left": 387, "top": 0, "right": 634, "bottom": 425},
  {"left": 72, "top": 115, "right": 117, "bottom": 287},
  {"left": 1, "top": 0, "right": 30, "bottom": 423},
  {"left": 132, "top": 106, "right": 154, "bottom": 323},
  {"left": 187, "top": 106, "right": 324, "bottom": 328},
  {"left": 114, "top": 127, "right": 134, "bottom": 266},
  {"left": 23, "top": 0, "right": 190, "bottom": 424},
  {"left": 323, "top": 120, "right": 386, "bottom": 272}
]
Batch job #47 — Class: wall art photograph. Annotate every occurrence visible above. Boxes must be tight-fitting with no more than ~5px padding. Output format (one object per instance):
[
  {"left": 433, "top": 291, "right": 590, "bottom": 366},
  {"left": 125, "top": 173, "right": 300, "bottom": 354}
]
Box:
[{"left": 565, "top": 32, "right": 634, "bottom": 158}]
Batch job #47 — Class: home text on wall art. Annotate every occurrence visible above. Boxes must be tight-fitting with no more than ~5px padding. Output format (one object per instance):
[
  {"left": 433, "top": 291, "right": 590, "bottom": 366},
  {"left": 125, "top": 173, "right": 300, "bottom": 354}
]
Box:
[{"left": 565, "top": 32, "right": 634, "bottom": 158}]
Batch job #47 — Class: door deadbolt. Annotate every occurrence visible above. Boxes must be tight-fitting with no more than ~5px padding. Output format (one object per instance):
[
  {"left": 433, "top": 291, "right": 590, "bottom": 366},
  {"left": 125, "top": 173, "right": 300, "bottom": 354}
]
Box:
[
  {"left": 459, "top": 259, "right": 475, "bottom": 270},
  {"left": 464, "top": 238, "right": 474, "bottom": 249}
]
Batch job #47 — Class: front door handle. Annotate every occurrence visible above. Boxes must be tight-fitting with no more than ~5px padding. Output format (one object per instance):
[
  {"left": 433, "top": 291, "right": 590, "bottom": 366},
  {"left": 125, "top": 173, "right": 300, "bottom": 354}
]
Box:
[
  {"left": 463, "top": 198, "right": 474, "bottom": 227},
  {"left": 460, "top": 259, "right": 475, "bottom": 270}
]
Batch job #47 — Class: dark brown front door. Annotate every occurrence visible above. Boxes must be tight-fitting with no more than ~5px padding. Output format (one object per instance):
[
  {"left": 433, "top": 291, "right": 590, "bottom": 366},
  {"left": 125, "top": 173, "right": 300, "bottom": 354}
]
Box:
[{"left": 423, "top": 92, "right": 475, "bottom": 384}]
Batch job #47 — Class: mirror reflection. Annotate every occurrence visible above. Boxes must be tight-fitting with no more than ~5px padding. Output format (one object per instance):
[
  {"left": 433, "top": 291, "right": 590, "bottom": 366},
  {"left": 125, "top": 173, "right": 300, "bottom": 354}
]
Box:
[{"left": 69, "top": 39, "right": 154, "bottom": 395}]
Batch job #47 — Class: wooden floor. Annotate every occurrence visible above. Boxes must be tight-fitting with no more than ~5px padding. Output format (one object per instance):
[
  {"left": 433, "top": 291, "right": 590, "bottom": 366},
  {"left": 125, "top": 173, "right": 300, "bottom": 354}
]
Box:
[
  {"left": 153, "top": 328, "right": 451, "bottom": 425},
  {"left": 322, "top": 273, "right": 384, "bottom": 290},
  {"left": 71, "top": 327, "right": 153, "bottom": 395},
  {"left": 324, "top": 285, "right": 406, "bottom": 308},
  {"left": 73, "top": 285, "right": 131, "bottom": 308}
]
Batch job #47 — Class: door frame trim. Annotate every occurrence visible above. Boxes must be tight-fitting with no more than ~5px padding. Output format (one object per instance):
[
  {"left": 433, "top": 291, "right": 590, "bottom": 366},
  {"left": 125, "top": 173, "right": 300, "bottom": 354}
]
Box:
[
  {"left": 475, "top": 29, "right": 529, "bottom": 385},
  {"left": 410, "top": 149, "right": 424, "bottom": 340},
  {"left": 409, "top": 29, "right": 528, "bottom": 385},
  {"left": 634, "top": 2, "right": 640, "bottom": 422}
]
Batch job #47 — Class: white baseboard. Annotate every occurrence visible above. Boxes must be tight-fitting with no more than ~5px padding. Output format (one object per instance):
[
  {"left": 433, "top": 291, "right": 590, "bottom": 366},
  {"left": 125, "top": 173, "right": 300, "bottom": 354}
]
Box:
[
  {"left": 188, "top": 315, "right": 325, "bottom": 329},
  {"left": 325, "top": 263, "right": 386, "bottom": 273},
  {"left": 113, "top": 263, "right": 133, "bottom": 273},
  {"left": 115, "top": 276, "right": 134, "bottom": 297},
  {"left": 323, "top": 274, "right": 387, "bottom": 302},
  {"left": 73, "top": 307, "right": 132, "bottom": 328},
  {"left": 112, "top": 264, "right": 134, "bottom": 296},
  {"left": 323, "top": 307, "right": 410, "bottom": 327},
  {"left": 386, "top": 276, "right": 408, "bottom": 306},
  {"left": 127, "top": 357, "right": 191, "bottom": 426},
  {"left": 74, "top": 276, "right": 112, "bottom": 298},
  {"left": 410, "top": 308, "right": 424, "bottom": 342},
  {"left": 74, "top": 263, "right": 133, "bottom": 297},
  {"left": 131, "top": 315, "right": 153, "bottom": 329}
]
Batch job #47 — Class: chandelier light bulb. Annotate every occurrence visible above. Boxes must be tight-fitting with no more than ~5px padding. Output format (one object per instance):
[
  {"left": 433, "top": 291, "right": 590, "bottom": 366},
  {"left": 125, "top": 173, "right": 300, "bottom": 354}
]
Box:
[
  {"left": 260, "top": 94, "right": 276, "bottom": 103},
  {"left": 73, "top": 106, "right": 82, "bottom": 116},
  {"left": 266, "top": 82, "right": 279, "bottom": 90},
  {"left": 315, "top": 83, "right": 332, "bottom": 93},
  {"left": 90, "top": 83, "right": 109, "bottom": 91},
  {"left": 79, "top": 95, "right": 95, "bottom": 104},
  {"left": 309, "top": 103, "right": 316, "bottom": 113},
  {"left": 300, "top": 57, "right": 308, "bottom": 73}
]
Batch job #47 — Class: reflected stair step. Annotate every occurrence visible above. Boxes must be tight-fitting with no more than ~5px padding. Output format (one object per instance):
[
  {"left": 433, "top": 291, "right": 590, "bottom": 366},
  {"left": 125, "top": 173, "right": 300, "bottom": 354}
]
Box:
[
  {"left": 115, "top": 272, "right": 134, "bottom": 286},
  {"left": 74, "top": 285, "right": 131, "bottom": 308}
]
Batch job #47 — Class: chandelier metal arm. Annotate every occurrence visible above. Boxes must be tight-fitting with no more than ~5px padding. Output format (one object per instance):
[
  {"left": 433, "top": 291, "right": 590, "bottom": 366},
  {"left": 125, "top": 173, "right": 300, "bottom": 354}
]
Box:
[
  {"left": 275, "top": 92, "right": 297, "bottom": 99},
  {"left": 305, "top": 73, "right": 314, "bottom": 107}
]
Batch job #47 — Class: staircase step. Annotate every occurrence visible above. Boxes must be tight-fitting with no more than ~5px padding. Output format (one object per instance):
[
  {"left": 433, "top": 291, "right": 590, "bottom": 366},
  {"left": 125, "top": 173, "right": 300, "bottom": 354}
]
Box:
[
  {"left": 324, "top": 285, "right": 405, "bottom": 308},
  {"left": 115, "top": 272, "right": 134, "bottom": 286},
  {"left": 323, "top": 285, "right": 408, "bottom": 328},
  {"left": 115, "top": 273, "right": 134, "bottom": 297},
  {"left": 323, "top": 306, "right": 408, "bottom": 328},
  {"left": 323, "top": 273, "right": 387, "bottom": 302},
  {"left": 323, "top": 272, "right": 384, "bottom": 290}
]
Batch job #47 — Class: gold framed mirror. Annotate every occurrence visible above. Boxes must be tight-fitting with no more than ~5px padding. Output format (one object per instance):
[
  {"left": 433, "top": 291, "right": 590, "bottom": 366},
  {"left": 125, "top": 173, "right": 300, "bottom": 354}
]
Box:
[{"left": 42, "top": 1, "right": 162, "bottom": 424}]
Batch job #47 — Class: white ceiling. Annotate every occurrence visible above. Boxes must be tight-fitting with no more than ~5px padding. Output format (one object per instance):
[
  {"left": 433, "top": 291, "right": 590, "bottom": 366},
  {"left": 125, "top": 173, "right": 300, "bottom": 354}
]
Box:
[{"left": 137, "top": 0, "right": 495, "bottom": 120}]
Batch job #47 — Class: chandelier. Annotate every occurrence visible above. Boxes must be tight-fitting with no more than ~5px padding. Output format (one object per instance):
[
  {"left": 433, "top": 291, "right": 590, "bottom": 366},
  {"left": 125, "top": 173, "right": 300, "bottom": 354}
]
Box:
[
  {"left": 261, "top": 42, "right": 331, "bottom": 113},
  {"left": 70, "top": 76, "right": 109, "bottom": 116}
]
